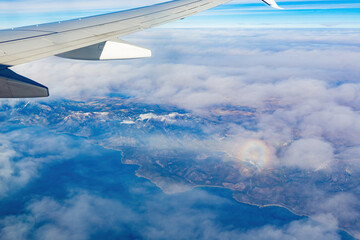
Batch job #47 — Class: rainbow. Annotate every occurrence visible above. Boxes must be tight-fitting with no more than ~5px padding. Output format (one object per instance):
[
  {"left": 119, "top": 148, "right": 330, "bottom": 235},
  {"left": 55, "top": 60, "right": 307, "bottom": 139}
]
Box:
[{"left": 237, "top": 139, "right": 272, "bottom": 169}]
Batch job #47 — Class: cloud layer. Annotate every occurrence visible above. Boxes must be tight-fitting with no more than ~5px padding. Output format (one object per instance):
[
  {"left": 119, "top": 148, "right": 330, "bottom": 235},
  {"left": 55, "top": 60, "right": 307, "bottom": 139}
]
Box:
[
  {"left": 3, "top": 28, "right": 360, "bottom": 238},
  {"left": 14, "top": 27, "right": 360, "bottom": 168}
]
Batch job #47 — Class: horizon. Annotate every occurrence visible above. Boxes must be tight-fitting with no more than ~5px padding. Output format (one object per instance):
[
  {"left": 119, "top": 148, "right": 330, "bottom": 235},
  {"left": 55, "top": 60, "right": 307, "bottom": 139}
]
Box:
[{"left": 0, "top": 0, "right": 359, "bottom": 29}]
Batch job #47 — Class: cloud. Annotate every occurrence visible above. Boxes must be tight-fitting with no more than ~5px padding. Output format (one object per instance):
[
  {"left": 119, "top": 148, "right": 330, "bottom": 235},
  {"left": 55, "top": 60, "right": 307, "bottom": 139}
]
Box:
[
  {"left": 14, "top": 28, "right": 360, "bottom": 101},
  {"left": 31, "top": 193, "right": 138, "bottom": 240},
  {"left": 0, "top": 127, "right": 96, "bottom": 199},
  {"left": 317, "top": 193, "right": 360, "bottom": 228},
  {"left": 237, "top": 214, "right": 340, "bottom": 240},
  {"left": 0, "top": 192, "right": 138, "bottom": 240},
  {"left": 281, "top": 138, "right": 334, "bottom": 171},
  {"left": 12, "top": 28, "right": 360, "bottom": 173},
  {"left": 5, "top": 28, "right": 360, "bottom": 237},
  {"left": 0, "top": 190, "right": 343, "bottom": 240}
]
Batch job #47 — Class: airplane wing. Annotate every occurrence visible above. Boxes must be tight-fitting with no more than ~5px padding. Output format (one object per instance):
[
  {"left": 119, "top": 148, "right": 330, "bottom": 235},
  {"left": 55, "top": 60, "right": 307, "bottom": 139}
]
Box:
[{"left": 0, "top": 0, "right": 281, "bottom": 98}]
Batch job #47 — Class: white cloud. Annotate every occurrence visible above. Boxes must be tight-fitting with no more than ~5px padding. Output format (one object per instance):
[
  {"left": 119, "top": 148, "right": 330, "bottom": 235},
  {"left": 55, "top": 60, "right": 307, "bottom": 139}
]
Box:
[
  {"left": 318, "top": 193, "right": 360, "bottom": 226},
  {"left": 12, "top": 28, "right": 360, "bottom": 173},
  {"left": 0, "top": 190, "right": 343, "bottom": 240},
  {"left": 4, "top": 28, "right": 360, "bottom": 237},
  {"left": 31, "top": 193, "right": 137, "bottom": 240},
  {"left": 0, "top": 192, "right": 138, "bottom": 240},
  {"left": 281, "top": 138, "right": 334, "bottom": 171},
  {"left": 237, "top": 214, "right": 340, "bottom": 240},
  {"left": 0, "top": 128, "right": 96, "bottom": 199}
]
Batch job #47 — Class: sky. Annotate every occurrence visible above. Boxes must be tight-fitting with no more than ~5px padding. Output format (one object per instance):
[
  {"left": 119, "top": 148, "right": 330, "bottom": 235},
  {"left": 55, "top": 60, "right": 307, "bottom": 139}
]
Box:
[
  {"left": 0, "top": 0, "right": 360, "bottom": 239},
  {"left": 0, "top": 0, "right": 359, "bottom": 28}
]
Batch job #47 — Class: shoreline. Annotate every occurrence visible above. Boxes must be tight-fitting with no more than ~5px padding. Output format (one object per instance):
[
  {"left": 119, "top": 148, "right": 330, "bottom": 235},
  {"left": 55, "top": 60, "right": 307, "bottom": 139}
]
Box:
[
  {"left": 125, "top": 160, "right": 359, "bottom": 240},
  {"left": 94, "top": 143, "right": 358, "bottom": 240}
]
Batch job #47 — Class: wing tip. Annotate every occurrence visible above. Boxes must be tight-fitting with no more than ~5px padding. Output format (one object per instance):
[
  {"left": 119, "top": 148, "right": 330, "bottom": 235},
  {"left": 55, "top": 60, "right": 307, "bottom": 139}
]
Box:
[{"left": 262, "top": 0, "right": 284, "bottom": 9}]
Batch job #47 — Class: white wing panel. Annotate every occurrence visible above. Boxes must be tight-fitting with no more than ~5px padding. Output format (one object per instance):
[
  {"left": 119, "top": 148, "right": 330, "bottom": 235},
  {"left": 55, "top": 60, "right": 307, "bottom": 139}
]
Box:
[
  {"left": 100, "top": 40, "right": 152, "bottom": 60},
  {"left": 56, "top": 39, "right": 152, "bottom": 60}
]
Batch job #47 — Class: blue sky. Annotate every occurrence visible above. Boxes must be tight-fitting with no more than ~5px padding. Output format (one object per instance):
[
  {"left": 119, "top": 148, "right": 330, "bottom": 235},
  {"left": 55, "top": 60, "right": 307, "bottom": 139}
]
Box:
[
  {"left": 0, "top": 0, "right": 359, "bottom": 28},
  {"left": 1, "top": 1, "right": 360, "bottom": 239}
]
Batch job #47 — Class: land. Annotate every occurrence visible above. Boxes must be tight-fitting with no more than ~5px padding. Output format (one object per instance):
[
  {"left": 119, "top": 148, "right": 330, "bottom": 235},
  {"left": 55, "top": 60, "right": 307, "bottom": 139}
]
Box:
[{"left": 1, "top": 97, "right": 359, "bottom": 238}]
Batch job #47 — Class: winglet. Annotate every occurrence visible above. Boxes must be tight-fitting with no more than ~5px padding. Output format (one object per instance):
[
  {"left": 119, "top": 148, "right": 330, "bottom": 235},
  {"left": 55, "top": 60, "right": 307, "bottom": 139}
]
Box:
[{"left": 262, "top": 0, "right": 283, "bottom": 9}]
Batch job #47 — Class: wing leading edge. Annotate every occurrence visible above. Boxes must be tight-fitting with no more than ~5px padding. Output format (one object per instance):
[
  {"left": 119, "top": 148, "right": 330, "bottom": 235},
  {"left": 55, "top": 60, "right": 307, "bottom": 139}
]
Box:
[
  {"left": 0, "top": 0, "right": 232, "bottom": 67},
  {"left": 0, "top": 0, "right": 282, "bottom": 98}
]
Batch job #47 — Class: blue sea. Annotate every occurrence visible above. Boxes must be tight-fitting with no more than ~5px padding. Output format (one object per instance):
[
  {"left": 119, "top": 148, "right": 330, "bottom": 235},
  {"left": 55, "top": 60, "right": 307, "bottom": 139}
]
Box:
[{"left": 0, "top": 126, "right": 355, "bottom": 239}]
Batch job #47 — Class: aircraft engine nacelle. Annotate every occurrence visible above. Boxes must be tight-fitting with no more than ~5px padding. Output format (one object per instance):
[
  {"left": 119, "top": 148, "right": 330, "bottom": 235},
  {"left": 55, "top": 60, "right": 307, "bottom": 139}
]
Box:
[{"left": 0, "top": 69, "right": 49, "bottom": 98}]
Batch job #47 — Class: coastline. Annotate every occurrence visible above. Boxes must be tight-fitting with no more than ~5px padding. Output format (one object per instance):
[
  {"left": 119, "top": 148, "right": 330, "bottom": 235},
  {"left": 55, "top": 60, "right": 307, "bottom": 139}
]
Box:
[
  {"left": 94, "top": 142, "right": 358, "bottom": 240},
  {"left": 124, "top": 159, "right": 359, "bottom": 240}
]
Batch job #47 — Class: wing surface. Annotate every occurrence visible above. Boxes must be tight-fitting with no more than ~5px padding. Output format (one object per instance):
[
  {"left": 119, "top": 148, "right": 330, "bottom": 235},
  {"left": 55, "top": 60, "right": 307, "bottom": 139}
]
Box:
[{"left": 0, "top": 0, "right": 230, "bottom": 67}]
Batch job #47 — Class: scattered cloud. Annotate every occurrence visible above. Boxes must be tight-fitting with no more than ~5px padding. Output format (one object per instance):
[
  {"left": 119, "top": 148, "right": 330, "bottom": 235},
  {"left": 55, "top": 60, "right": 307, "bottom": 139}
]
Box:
[
  {"left": 0, "top": 127, "right": 96, "bottom": 199},
  {"left": 281, "top": 138, "right": 334, "bottom": 171},
  {"left": 238, "top": 214, "right": 341, "bottom": 240},
  {"left": 0, "top": 190, "right": 343, "bottom": 240}
]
